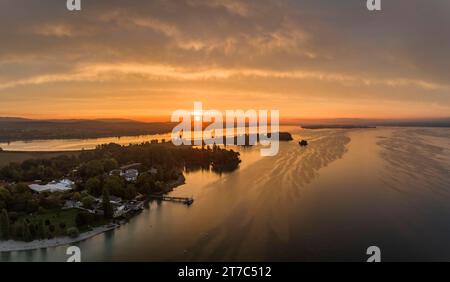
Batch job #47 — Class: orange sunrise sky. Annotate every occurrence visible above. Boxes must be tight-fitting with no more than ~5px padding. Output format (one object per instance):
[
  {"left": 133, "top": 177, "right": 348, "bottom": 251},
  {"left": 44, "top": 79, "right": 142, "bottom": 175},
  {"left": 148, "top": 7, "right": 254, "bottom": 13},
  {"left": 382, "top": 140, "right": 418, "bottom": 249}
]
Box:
[{"left": 0, "top": 0, "right": 449, "bottom": 121}]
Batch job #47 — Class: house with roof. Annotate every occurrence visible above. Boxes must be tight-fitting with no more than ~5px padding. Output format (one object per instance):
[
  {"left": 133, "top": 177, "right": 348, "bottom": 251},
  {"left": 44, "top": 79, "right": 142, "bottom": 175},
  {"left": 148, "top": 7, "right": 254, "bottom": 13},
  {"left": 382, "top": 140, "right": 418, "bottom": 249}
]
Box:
[
  {"left": 123, "top": 169, "right": 139, "bottom": 182},
  {"left": 29, "top": 179, "right": 74, "bottom": 193},
  {"left": 108, "top": 164, "right": 140, "bottom": 182}
]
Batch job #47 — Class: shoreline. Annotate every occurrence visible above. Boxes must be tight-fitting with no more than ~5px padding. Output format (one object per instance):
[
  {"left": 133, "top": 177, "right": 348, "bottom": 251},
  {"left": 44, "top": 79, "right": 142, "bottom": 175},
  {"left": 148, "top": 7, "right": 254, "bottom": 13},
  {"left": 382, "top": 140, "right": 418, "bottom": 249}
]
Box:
[
  {"left": 0, "top": 224, "right": 118, "bottom": 253},
  {"left": 0, "top": 176, "right": 188, "bottom": 253},
  {"left": 0, "top": 149, "right": 90, "bottom": 154}
]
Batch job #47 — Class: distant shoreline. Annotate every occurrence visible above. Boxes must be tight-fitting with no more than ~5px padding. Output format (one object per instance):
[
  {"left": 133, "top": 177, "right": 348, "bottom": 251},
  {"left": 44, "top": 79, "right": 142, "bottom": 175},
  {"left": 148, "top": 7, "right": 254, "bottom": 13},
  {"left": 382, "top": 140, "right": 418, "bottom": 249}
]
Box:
[
  {"left": 0, "top": 149, "right": 89, "bottom": 154},
  {"left": 0, "top": 119, "right": 176, "bottom": 143},
  {"left": 300, "top": 124, "right": 450, "bottom": 129},
  {"left": 0, "top": 133, "right": 166, "bottom": 145},
  {"left": 301, "top": 125, "right": 377, "bottom": 129}
]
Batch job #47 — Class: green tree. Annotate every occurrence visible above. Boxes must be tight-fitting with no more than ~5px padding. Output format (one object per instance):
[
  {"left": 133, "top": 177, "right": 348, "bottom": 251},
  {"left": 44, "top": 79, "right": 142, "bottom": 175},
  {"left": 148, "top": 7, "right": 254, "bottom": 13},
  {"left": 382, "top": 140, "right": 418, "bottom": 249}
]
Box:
[
  {"left": 29, "top": 223, "right": 37, "bottom": 239},
  {"left": 72, "top": 192, "right": 82, "bottom": 202},
  {"left": 81, "top": 160, "right": 104, "bottom": 178},
  {"left": 14, "top": 183, "right": 31, "bottom": 193},
  {"left": 22, "top": 220, "right": 32, "bottom": 242},
  {"left": 13, "top": 221, "right": 23, "bottom": 240},
  {"left": 102, "top": 158, "right": 119, "bottom": 172},
  {"left": 37, "top": 219, "right": 46, "bottom": 239},
  {"left": 0, "top": 187, "right": 11, "bottom": 210},
  {"left": 81, "top": 196, "right": 95, "bottom": 209},
  {"left": 66, "top": 227, "right": 79, "bottom": 238},
  {"left": 0, "top": 209, "right": 10, "bottom": 239},
  {"left": 154, "top": 181, "right": 166, "bottom": 193},
  {"left": 136, "top": 172, "right": 156, "bottom": 194},
  {"left": 0, "top": 163, "right": 23, "bottom": 182},
  {"left": 85, "top": 177, "right": 102, "bottom": 197},
  {"left": 102, "top": 188, "right": 113, "bottom": 219},
  {"left": 103, "top": 176, "right": 124, "bottom": 198},
  {"left": 124, "top": 184, "right": 137, "bottom": 200},
  {"left": 26, "top": 199, "right": 39, "bottom": 213},
  {"left": 39, "top": 195, "right": 62, "bottom": 210}
]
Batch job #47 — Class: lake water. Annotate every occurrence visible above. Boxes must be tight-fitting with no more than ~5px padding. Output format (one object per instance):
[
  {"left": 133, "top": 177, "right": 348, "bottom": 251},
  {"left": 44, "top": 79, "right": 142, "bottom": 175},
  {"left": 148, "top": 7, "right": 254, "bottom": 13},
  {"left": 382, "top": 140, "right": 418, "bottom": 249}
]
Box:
[{"left": 1, "top": 127, "right": 450, "bottom": 261}]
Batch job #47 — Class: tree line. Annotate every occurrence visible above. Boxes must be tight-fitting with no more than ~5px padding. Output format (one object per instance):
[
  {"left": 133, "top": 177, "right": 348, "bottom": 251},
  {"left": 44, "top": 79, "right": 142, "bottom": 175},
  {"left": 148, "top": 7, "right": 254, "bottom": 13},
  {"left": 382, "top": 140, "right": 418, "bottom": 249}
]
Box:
[{"left": 0, "top": 141, "right": 241, "bottom": 241}]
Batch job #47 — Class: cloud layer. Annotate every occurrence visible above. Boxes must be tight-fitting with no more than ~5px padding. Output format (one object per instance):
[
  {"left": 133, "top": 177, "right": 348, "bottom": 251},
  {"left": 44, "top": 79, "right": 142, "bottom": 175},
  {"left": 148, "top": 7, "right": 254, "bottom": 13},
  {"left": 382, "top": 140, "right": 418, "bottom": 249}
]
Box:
[{"left": 0, "top": 0, "right": 449, "bottom": 119}]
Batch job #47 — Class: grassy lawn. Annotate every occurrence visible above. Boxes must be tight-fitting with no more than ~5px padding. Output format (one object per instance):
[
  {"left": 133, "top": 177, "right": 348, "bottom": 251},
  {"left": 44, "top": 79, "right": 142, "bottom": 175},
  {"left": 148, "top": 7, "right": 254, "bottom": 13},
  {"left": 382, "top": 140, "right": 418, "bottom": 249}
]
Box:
[
  {"left": 27, "top": 209, "right": 79, "bottom": 236},
  {"left": 19, "top": 208, "right": 108, "bottom": 237}
]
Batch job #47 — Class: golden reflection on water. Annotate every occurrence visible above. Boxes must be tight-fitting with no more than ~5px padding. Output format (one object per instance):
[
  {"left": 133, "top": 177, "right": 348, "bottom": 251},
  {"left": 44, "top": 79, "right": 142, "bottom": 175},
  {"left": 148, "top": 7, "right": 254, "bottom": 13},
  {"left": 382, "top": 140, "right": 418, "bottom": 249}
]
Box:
[
  {"left": 254, "top": 129, "right": 351, "bottom": 190},
  {"left": 378, "top": 128, "right": 450, "bottom": 196},
  {"left": 181, "top": 128, "right": 353, "bottom": 260},
  {"left": 4, "top": 127, "right": 450, "bottom": 261}
]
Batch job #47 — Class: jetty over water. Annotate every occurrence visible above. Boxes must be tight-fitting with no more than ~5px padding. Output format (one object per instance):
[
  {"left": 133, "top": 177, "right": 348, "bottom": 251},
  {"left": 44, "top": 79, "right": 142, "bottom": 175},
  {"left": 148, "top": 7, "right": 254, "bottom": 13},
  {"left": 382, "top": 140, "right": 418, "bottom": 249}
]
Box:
[{"left": 149, "top": 195, "right": 194, "bottom": 206}]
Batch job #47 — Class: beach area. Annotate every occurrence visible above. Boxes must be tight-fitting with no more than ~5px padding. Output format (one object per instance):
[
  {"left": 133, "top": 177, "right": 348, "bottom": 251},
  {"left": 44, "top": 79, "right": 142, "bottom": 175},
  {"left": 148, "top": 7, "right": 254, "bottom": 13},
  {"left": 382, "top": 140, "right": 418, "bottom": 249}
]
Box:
[{"left": 0, "top": 224, "right": 118, "bottom": 253}]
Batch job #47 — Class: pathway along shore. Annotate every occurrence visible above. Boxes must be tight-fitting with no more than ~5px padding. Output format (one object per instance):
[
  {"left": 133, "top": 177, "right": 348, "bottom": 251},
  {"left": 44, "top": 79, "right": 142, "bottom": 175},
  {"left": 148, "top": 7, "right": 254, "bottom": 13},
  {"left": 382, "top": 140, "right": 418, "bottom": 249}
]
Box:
[{"left": 0, "top": 224, "right": 118, "bottom": 253}]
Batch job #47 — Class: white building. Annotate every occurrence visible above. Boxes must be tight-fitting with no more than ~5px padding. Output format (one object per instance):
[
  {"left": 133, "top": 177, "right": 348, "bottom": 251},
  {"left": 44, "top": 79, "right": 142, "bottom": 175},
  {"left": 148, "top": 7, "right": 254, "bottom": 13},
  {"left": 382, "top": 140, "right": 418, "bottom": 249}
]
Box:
[
  {"left": 29, "top": 179, "right": 74, "bottom": 193},
  {"left": 108, "top": 167, "right": 140, "bottom": 182},
  {"left": 113, "top": 205, "right": 127, "bottom": 218},
  {"left": 124, "top": 169, "right": 139, "bottom": 182}
]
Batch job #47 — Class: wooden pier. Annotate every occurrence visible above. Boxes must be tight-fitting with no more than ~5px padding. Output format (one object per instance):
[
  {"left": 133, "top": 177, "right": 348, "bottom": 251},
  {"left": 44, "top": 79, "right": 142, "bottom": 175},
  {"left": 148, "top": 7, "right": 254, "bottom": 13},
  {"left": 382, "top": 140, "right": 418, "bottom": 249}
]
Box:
[{"left": 148, "top": 195, "right": 194, "bottom": 206}]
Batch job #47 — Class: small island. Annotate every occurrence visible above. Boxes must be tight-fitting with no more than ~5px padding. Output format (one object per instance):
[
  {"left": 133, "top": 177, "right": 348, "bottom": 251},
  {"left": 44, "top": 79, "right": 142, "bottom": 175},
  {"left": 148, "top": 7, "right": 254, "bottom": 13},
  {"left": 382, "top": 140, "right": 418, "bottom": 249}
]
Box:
[
  {"left": 0, "top": 141, "right": 241, "bottom": 251},
  {"left": 278, "top": 132, "right": 294, "bottom": 141}
]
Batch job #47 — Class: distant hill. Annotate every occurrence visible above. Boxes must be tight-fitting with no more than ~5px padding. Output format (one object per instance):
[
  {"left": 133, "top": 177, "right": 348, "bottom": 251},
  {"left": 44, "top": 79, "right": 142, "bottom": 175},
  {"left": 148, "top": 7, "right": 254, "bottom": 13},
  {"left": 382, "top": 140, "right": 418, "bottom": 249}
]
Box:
[
  {"left": 0, "top": 117, "right": 32, "bottom": 123},
  {"left": 0, "top": 118, "right": 176, "bottom": 142},
  {"left": 296, "top": 118, "right": 450, "bottom": 129},
  {"left": 93, "top": 118, "right": 141, "bottom": 123}
]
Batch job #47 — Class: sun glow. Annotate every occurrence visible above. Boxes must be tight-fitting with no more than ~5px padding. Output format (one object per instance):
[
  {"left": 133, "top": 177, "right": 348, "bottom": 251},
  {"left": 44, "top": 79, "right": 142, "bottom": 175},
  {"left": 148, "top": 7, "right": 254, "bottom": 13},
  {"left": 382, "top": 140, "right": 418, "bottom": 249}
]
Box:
[{"left": 190, "top": 110, "right": 203, "bottom": 122}]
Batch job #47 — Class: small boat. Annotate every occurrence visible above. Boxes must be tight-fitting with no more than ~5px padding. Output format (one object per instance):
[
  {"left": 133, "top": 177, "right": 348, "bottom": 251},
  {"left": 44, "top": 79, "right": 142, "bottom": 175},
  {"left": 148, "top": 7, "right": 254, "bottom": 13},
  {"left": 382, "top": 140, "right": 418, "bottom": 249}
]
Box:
[
  {"left": 184, "top": 198, "right": 194, "bottom": 206},
  {"left": 299, "top": 140, "right": 308, "bottom": 146}
]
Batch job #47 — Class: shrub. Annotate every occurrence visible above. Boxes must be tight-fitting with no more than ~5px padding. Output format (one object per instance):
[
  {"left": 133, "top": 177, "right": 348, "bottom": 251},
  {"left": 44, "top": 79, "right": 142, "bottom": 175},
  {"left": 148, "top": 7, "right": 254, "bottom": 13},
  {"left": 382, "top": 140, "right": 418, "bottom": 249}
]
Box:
[
  {"left": 38, "top": 207, "right": 46, "bottom": 214},
  {"left": 66, "top": 227, "right": 79, "bottom": 238},
  {"left": 81, "top": 196, "right": 95, "bottom": 209}
]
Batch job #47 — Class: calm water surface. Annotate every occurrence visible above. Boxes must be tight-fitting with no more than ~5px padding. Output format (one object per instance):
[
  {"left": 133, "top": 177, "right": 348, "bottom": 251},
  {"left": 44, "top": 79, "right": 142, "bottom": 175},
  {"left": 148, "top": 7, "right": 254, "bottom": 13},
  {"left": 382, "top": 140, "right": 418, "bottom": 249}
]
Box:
[{"left": 1, "top": 127, "right": 450, "bottom": 261}]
